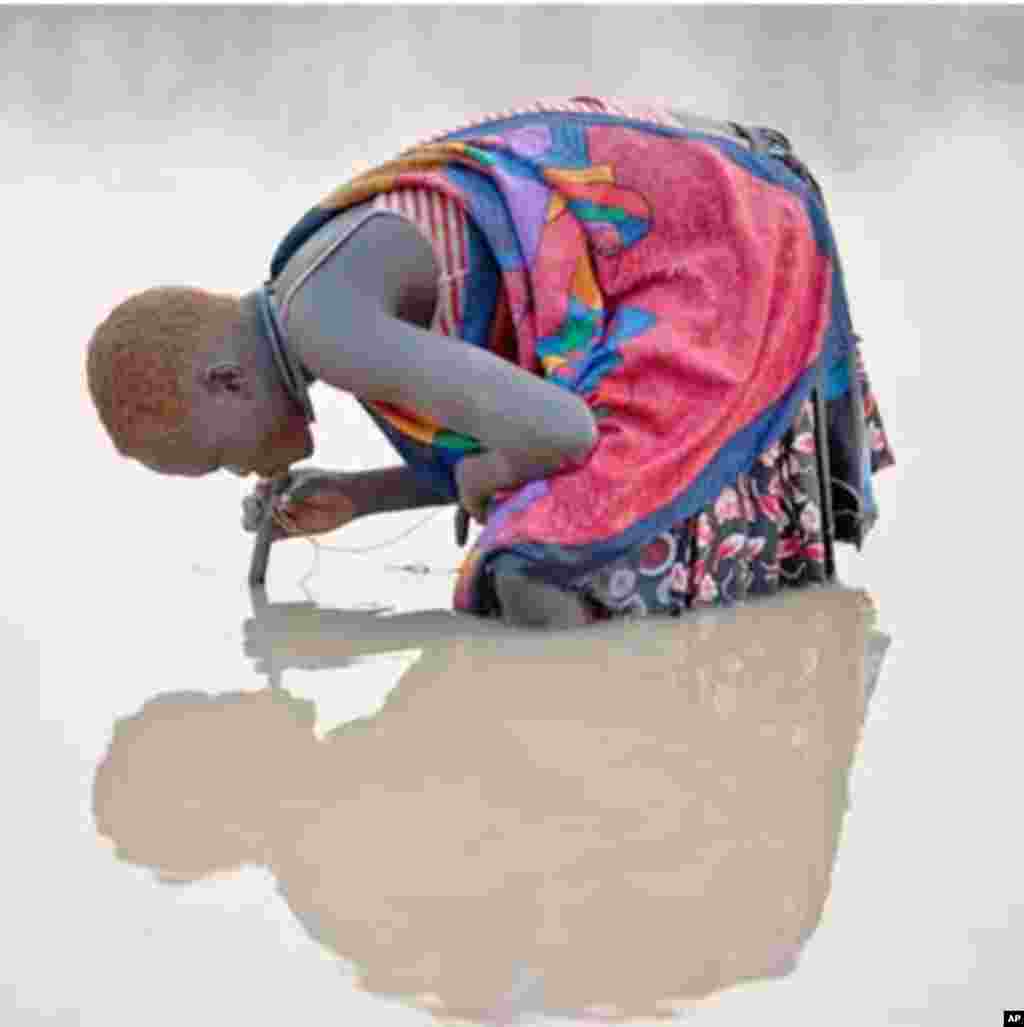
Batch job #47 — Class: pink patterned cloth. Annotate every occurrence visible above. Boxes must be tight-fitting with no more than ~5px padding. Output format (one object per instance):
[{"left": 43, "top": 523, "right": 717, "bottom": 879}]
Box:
[
  {"left": 369, "top": 105, "right": 895, "bottom": 618},
  {"left": 271, "top": 97, "right": 895, "bottom": 618}
]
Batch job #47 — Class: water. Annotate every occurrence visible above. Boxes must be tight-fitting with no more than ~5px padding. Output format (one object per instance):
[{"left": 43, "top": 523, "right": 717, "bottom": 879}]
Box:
[{"left": 4, "top": 7, "right": 1023, "bottom": 1025}]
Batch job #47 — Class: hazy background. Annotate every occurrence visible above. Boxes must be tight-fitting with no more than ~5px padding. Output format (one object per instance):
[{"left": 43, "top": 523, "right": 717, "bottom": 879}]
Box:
[
  {"left": 5, "top": 5, "right": 1024, "bottom": 179},
  {"left": 3, "top": 6, "right": 1022, "bottom": 1026}
]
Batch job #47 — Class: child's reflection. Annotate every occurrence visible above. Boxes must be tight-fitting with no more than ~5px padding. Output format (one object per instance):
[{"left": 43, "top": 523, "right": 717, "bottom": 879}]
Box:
[{"left": 94, "top": 585, "right": 887, "bottom": 1023}]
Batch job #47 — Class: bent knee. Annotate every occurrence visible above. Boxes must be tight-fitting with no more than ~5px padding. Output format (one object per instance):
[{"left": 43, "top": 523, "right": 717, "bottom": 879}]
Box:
[{"left": 492, "top": 570, "right": 591, "bottom": 630}]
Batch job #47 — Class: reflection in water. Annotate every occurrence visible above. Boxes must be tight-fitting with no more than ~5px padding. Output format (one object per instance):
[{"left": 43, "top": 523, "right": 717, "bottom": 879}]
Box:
[{"left": 94, "top": 584, "right": 889, "bottom": 1024}]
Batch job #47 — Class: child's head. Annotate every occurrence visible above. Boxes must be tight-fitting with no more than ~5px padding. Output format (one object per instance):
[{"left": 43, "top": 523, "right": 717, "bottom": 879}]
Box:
[{"left": 86, "top": 286, "right": 312, "bottom": 479}]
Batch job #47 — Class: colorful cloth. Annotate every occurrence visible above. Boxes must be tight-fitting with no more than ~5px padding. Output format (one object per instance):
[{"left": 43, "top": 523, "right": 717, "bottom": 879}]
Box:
[
  {"left": 578, "top": 391, "right": 892, "bottom": 618},
  {"left": 269, "top": 98, "right": 895, "bottom": 616}
]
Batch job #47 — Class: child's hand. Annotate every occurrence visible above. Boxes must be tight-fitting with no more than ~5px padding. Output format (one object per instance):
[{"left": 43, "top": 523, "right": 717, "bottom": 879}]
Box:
[
  {"left": 242, "top": 469, "right": 358, "bottom": 539},
  {"left": 455, "top": 452, "right": 505, "bottom": 525},
  {"left": 455, "top": 449, "right": 568, "bottom": 525}
]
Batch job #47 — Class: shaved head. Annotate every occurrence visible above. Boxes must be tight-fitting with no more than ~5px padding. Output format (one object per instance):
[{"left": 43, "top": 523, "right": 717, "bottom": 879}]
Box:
[
  {"left": 86, "top": 286, "right": 314, "bottom": 479},
  {"left": 86, "top": 286, "right": 241, "bottom": 455}
]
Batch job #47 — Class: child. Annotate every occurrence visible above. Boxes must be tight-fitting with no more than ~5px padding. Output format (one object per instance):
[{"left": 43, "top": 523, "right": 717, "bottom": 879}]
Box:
[{"left": 86, "top": 97, "right": 894, "bottom": 628}]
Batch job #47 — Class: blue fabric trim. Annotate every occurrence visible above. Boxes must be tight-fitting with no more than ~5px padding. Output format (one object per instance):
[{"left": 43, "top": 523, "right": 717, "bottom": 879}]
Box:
[
  {"left": 270, "top": 206, "right": 336, "bottom": 280},
  {"left": 826, "top": 354, "right": 850, "bottom": 400},
  {"left": 458, "top": 214, "right": 501, "bottom": 349},
  {"left": 442, "top": 164, "right": 527, "bottom": 271}
]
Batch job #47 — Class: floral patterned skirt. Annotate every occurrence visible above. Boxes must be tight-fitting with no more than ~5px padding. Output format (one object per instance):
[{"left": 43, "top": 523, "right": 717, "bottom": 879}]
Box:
[{"left": 573, "top": 378, "right": 895, "bottom": 620}]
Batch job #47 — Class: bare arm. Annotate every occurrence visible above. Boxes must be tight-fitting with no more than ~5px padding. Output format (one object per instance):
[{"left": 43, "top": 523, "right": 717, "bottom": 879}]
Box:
[
  {"left": 243, "top": 464, "right": 451, "bottom": 555},
  {"left": 316, "top": 464, "right": 452, "bottom": 519},
  {"left": 287, "top": 213, "right": 598, "bottom": 487}
]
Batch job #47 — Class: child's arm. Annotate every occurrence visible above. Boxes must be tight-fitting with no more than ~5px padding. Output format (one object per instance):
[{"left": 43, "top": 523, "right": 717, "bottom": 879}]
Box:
[
  {"left": 287, "top": 214, "right": 598, "bottom": 507},
  {"left": 323, "top": 465, "right": 452, "bottom": 519},
  {"left": 244, "top": 465, "right": 451, "bottom": 539}
]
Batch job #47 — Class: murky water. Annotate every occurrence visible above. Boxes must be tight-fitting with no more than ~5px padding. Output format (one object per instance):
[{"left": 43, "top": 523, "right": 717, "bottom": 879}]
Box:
[
  {"left": 93, "top": 584, "right": 879, "bottom": 1023},
  {"left": 5, "top": 7, "right": 1023, "bottom": 1026}
]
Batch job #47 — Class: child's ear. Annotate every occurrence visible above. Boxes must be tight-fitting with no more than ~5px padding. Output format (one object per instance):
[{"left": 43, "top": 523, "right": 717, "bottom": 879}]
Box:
[{"left": 203, "top": 362, "right": 247, "bottom": 397}]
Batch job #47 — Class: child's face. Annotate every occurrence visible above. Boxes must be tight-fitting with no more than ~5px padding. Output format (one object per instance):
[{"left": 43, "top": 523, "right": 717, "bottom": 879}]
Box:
[
  {"left": 214, "top": 404, "right": 314, "bottom": 481},
  {"left": 133, "top": 389, "right": 313, "bottom": 480}
]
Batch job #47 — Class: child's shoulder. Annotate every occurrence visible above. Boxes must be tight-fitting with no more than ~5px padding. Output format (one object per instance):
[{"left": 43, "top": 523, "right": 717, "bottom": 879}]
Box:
[
  {"left": 282, "top": 202, "right": 438, "bottom": 341},
  {"left": 273, "top": 201, "right": 383, "bottom": 312}
]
